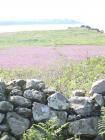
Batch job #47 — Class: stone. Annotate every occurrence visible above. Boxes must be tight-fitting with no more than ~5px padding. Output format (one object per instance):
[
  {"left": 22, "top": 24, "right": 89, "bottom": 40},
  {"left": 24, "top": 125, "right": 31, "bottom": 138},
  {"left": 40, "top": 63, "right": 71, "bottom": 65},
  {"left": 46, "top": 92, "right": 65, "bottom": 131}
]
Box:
[
  {"left": 0, "top": 113, "right": 5, "bottom": 123},
  {"left": 90, "top": 79, "right": 105, "bottom": 94},
  {"left": 68, "top": 115, "right": 77, "bottom": 121},
  {"left": 7, "top": 79, "right": 26, "bottom": 91},
  {"left": 0, "top": 101, "right": 13, "bottom": 112},
  {"left": 0, "top": 93, "right": 6, "bottom": 101},
  {"left": 0, "top": 124, "right": 9, "bottom": 131},
  {"left": 68, "top": 117, "right": 98, "bottom": 136},
  {"left": 92, "top": 93, "right": 104, "bottom": 106},
  {"left": 9, "top": 136, "right": 16, "bottom": 140},
  {"left": 69, "top": 97, "right": 95, "bottom": 116},
  {"left": 7, "top": 112, "right": 30, "bottom": 136},
  {"left": 1, "top": 132, "right": 16, "bottom": 140},
  {"left": 10, "top": 89, "right": 23, "bottom": 96},
  {"left": 1, "top": 132, "right": 8, "bottom": 137},
  {"left": 72, "top": 89, "right": 86, "bottom": 97},
  {"left": 26, "top": 79, "right": 45, "bottom": 90},
  {"left": 94, "top": 135, "right": 103, "bottom": 140},
  {"left": 43, "top": 88, "right": 56, "bottom": 95},
  {"left": 6, "top": 85, "right": 21, "bottom": 92},
  {"left": 24, "top": 89, "right": 46, "bottom": 102},
  {"left": 32, "top": 102, "right": 50, "bottom": 122},
  {"left": 7, "top": 79, "right": 26, "bottom": 87},
  {"left": 15, "top": 107, "right": 32, "bottom": 117},
  {"left": 50, "top": 110, "right": 67, "bottom": 126},
  {"left": 0, "top": 81, "right": 6, "bottom": 93},
  {"left": 9, "top": 96, "right": 31, "bottom": 107},
  {"left": 0, "top": 135, "right": 9, "bottom": 140},
  {"left": 103, "top": 96, "right": 105, "bottom": 104},
  {"left": 48, "top": 93, "right": 70, "bottom": 110}
]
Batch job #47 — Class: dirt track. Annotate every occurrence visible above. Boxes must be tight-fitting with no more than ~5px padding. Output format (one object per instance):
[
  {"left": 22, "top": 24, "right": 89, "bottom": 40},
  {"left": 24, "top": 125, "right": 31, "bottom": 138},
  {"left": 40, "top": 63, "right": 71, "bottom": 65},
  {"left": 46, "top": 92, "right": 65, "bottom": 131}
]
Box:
[{"left": 0, "top": 45, "right": 105, "bottom": 69}]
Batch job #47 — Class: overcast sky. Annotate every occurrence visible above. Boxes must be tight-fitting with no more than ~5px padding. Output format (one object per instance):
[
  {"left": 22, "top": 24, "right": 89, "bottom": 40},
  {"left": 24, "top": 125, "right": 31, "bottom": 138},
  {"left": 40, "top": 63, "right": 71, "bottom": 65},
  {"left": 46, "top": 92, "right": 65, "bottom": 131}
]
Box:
[{"left": 0, "top": 0, "right": 105, "bottom": 29}]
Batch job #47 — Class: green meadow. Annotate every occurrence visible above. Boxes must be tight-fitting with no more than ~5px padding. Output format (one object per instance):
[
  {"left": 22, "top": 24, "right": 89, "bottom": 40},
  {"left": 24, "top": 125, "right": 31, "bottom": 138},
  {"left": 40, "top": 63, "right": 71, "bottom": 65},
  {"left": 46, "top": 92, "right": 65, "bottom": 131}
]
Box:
[
  {"left": 0, "top": 27, "right": 105, "bottom": 48},
  {"left": 0, "top": 27, "right": 105, "bottom": 96},
  {"left": 0, "top": 57, "right": 105, "bottom": 97}
]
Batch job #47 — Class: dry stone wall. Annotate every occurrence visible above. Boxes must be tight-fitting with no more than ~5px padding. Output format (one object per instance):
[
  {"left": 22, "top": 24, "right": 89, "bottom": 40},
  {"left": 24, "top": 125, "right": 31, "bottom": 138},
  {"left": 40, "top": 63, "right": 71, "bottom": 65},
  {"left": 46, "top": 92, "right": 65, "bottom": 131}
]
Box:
[{"left": 0, "top": 79, "right": 105, "bottom": 140}]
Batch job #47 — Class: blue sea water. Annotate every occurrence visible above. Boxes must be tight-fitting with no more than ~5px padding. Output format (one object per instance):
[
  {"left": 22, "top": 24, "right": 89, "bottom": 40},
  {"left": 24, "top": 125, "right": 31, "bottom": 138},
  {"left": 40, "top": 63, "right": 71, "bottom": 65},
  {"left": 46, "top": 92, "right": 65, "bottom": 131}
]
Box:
[{"left": 0, "top": 24, "right": 81, "bottom": 33}]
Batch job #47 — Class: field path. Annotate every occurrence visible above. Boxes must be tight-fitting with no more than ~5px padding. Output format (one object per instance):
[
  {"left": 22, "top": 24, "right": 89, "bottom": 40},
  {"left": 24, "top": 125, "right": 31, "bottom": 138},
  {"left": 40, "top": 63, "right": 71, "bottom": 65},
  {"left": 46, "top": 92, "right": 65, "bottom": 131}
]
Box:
[{"left": 0, "top": 45, "right": 105, "bottom": 69}]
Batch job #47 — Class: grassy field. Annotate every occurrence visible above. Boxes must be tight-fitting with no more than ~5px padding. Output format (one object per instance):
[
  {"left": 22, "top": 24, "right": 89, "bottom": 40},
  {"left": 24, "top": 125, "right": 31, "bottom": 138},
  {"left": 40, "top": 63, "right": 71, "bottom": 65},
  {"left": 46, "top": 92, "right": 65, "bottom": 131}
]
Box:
[
  {"left": 0, "top": 27, "right": 105, "bottom": 48},
  {"left": 0, "top": 27, "right": 105, "bottom": 96},
  {"left": 0, "top": 57, "right": 105, "bottom": 97}
]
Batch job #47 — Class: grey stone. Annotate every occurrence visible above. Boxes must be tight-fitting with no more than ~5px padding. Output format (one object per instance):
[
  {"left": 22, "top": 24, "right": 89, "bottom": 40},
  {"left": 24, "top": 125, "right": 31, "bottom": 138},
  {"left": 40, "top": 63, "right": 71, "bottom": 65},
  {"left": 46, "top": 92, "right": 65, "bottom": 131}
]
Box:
[
  {"left": 103, "top": 96, "right": 105, "bottom": 104},
  {"left": 0, "top": 135, "right": 9, "bottom": 140},
  {"left": 24, "top": 89, "right": 46, "bottom": 102},
  {"left": 1, "top": 133, "right": 16, "bottom": 140},
  {"left": 92, "top": 93, "right": 104, "bottom": 106},
  {"left": 72, "top": 89, "right": 86, "bottom": 97},
  {"left": 0, "top": 81, "right": 6, "bottom": 93},
  {"left": 0, "top": 113, "right": 5, "bottom": 123},
  {"left": 7, "top": 79, "right": 26, "bottom": 91},
  {"left": 43, "top": 88, "right": 56, "bottom": 95},
  {"left": 48, "top": 93, "right": 70, "bottom": 110},
  {"left": 6, "top": 85, "right": 21, "bottom": 92},
  {"left": 68, "top": 117, "right": 98, "bottom": 136},
  {"left": 15, "top": 107, "right": 32, "bottom": 117},
  {"left": 10, "top": 89, "right": 23, "bottom": 96},
  {"left": 94, "top": 135, "right": 103, "bottom": 140},
  {"left": 7, "top": 112, "right": 30, "bottom": 136},
  {"left": 69, "top": 97, "right": 95, "bottom": 116},
  {"left": 7, "top": 79, "right": 26, "bottom": 87},
  {"left": 68, "top": 115, "right": 77, "bottom": 121},
  {"left": 26, "top": 79, "right": 45, "bottom": 90},
  {"left": 9, "top": 136, "right": 16, "bottom": 140},
  {"left": 0, "top": 93, "right": 6, "bottom": 101},
  {"left": 0, "top": 101, "right": 13, "bottom": 112},
  {"left": 90, "top": 79, "right": 105, "bottom": 94},
  {"left": 0, "top": 124, "right": 9, "bottom": 131},
  {"left": 50, "top": 110, "right": 67, "bottom": 126},
  {"left": 32, "top": 102, "right": 50, "bottom": 122},
  {"left": 9, "top": 96, "right": 31, "bottom": 107},
  {"left": 1, "top": 132, "right": 8, "bottom": 137}
]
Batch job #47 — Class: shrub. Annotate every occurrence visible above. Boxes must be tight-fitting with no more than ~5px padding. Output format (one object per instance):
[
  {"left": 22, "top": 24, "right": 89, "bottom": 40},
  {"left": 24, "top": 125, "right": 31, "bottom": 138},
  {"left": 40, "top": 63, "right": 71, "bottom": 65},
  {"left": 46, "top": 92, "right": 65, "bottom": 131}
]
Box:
[{"left": 22, "top": 120, "right": 69, "bottom": 140}]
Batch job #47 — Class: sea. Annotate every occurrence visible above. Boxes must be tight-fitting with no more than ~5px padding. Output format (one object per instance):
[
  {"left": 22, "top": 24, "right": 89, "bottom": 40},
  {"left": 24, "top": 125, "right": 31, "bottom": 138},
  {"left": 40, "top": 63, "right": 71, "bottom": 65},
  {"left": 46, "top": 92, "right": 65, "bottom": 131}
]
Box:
[{"left": 0, "top": 24, "right": 81, "bottom": 33}]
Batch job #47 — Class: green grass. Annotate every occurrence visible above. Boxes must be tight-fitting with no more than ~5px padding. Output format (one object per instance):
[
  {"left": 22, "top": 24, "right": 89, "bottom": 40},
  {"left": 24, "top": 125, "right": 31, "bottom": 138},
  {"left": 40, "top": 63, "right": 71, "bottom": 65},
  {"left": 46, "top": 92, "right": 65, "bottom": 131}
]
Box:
[
  {"left": 0, "top": 27, "right": 105, "bottom": 48},
  {"left": 1, "top": 57, "right": 105, "bottom": 97}
]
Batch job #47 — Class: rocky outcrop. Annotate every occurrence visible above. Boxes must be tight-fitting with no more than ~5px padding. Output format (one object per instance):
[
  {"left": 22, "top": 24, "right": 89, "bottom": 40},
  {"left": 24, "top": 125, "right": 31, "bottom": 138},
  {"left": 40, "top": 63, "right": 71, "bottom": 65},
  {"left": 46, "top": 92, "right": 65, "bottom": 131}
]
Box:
[{"left": 0, "top": 78, "right": 105, "bottom": 140}]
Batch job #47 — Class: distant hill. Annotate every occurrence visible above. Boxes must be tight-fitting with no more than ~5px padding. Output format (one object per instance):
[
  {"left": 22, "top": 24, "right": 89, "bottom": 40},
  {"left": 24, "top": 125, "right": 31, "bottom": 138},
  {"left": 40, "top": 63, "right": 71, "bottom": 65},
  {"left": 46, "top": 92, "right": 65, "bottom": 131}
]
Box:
[{"left": 0, "top": 19, "right": 81, "bottom": 25}]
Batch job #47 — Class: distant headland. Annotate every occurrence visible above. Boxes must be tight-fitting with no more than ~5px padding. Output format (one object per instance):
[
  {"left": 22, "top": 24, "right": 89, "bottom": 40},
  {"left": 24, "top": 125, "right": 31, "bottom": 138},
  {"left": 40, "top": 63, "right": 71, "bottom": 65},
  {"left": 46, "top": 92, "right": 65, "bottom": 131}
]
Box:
[{"left": 0, "top": 19, "right": 81, "bottom": 25}]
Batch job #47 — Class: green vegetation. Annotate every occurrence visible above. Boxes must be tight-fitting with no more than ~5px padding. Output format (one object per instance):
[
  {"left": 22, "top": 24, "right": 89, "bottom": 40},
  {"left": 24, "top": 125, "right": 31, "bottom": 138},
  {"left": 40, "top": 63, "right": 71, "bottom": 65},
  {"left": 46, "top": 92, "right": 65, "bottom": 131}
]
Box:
[
  {"left": 0, "top": 27, "right": 105, "bottom": 48},
  {"left": 22, "top": 120, "right": 79, "bottom": 140},
  {"left": 1, "top": 57, "right": 105, "bottom": 97},
  {"left": 22, "top": 120, "right": 68, "bottom": 140}
]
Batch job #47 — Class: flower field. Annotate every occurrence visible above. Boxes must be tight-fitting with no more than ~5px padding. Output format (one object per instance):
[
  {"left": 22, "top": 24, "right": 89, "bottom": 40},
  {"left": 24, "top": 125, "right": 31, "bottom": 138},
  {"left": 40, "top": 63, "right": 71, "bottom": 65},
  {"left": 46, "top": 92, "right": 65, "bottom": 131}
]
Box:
[{"left": 0, "top": 45, "right": 105, "bottom": 69}]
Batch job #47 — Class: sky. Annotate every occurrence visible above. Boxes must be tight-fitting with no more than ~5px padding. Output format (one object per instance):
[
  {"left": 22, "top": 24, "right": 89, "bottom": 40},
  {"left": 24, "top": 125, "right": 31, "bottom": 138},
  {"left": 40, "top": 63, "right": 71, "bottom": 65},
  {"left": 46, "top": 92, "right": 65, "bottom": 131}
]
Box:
[{"left": 0, "top": 0, "right": 105, "bottom": 29}]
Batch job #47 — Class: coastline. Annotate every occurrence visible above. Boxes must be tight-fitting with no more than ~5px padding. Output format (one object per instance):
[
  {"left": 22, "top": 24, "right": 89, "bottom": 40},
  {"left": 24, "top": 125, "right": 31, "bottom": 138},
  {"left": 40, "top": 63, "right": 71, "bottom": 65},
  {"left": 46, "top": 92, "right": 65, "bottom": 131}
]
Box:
[{"left": 0, "top": 24, "right": 81, "bottom": 33}]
